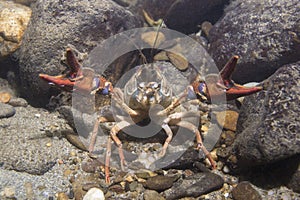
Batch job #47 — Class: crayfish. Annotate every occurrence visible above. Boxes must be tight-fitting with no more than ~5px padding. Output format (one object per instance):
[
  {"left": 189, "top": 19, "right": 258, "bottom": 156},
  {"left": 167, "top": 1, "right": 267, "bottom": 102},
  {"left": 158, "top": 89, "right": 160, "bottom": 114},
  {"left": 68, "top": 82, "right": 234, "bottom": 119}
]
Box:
[{"left": 39, "top": 45, "right": 262, "bottom": 183}]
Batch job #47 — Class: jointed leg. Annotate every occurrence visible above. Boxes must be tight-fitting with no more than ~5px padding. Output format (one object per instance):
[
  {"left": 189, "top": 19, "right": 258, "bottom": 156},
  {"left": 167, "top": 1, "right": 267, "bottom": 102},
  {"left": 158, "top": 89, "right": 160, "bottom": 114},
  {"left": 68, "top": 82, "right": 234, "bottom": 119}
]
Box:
[
  {"left": 175, "top": 121, "right": 216, "bottom": 169},
  {"left": 88, "top": 116, "right": 113, "bottom": 153},
  {"left": 159, "top": 123, "right": 173, "bottom": 157},
  {"left": 110, "top": 121, "right": 132, "bottom": 171},
  {"left": 105, "top": 136, "right": 112, "bottom": 183}
]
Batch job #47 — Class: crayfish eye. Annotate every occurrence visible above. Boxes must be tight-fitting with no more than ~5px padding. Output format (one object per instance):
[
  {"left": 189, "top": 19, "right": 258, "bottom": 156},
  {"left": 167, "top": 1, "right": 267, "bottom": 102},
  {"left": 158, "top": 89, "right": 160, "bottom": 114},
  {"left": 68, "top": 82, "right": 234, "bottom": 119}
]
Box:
[{"left": 138, "top": 82, "right": 145, "bottom": 89}]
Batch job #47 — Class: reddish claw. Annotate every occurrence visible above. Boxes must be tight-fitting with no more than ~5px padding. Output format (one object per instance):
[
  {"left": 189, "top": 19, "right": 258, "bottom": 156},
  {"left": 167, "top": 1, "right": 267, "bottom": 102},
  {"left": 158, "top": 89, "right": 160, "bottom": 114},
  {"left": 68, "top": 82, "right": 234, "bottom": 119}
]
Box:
[{"left": 193, "top": 55, "right": 263, "bottom": 102}]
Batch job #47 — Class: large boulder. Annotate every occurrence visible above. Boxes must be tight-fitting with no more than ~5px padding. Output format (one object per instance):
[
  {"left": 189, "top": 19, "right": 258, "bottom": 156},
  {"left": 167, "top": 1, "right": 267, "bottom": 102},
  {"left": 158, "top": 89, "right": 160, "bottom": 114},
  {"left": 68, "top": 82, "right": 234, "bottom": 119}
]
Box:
[
  {"left": 17, "top": 0, "right": 141, "bottom": 106},
  {"left": 233, "top": 61, "right": 300, "bottom": 166},
  {"left": 209, "top": 0, "right": 300, "bottom": 84}
]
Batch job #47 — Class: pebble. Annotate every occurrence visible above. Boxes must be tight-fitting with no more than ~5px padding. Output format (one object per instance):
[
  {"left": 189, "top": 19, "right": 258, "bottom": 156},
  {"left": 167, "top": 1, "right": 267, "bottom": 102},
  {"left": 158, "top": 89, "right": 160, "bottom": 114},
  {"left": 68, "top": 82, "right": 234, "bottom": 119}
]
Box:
[
  {"left": 145, "top": 175, "right": 175, "bottom": 192},
  {"left": 0, "top": 1, "right": 32, "bottom": 58},
  {"left": 65, "top": 133, "right": 88, "bottom": 151},
  {"left": 24, "top": 182, "right": 33, "bottom": 199},
  {"left": 144, "top": 189, "right": 166, "bottom": 200},
  {"left": 215, "top": 110, "right": 239, "bottom": 131},
  {"left": 109, "top": 184, "right": 124, "bottom": 194},
  {"left": 3, "top": 186, "right": 16, "bottom": 198},
  {"left": 8, "top": 97, "right": 28, "bottom": 107},
  {"left": 83, "top": 188, "right": 105, "bottom": 200},
  {"left": 0, "top": 102, "right": 16, "bottom": 119},
  {"left": 57, "top": 192, "right": 69, "bottom": 200},
  {"left": 223, "top": 165, "right": 230, "bottom": 174},
  {"left": 81, "top": 159, "right": 102, "bottom": 173},
  {"left": 232, "top": 181, "right": 262, "bottom": 200},
  {"left": 135, "top": 169, "right": 157, "bottom": 179},
  {"left": 0, "top": 92, "right": 11, "bottom": 103}
]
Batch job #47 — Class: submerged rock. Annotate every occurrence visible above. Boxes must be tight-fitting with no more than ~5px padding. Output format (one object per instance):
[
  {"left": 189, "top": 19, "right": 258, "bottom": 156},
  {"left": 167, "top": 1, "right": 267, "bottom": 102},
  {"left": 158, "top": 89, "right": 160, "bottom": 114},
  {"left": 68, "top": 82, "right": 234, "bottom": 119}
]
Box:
[
  {"left": 17, "top": 0, "right": 141, "bottom": 106},
  {"left": 0, "top": 106, "right": 73, "bottom": 174},
  {"left": 234, "top": 61, "right": 300, "bottom": 166},
  {"left": 162, "top": 172, "right": 224, "bottom": 199},
  {"left": 0, "top": 102, "right": 16, "bottom": 119},
  {"left": 209, "top": 0, "right": 300, "bottom": 84},
  {"left": 232, "top": 181, "right": 262, "bottom": 200},
  {"left": 0, "top": 1, "right": 32, "bottom": 59}
]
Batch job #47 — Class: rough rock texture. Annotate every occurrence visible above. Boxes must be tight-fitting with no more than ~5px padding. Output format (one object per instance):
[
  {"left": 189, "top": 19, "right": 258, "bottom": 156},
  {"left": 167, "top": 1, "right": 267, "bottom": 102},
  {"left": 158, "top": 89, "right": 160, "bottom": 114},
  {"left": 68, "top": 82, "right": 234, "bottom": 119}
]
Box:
[
  {"left": 0, "top": 105, "right": 74, "bottom": 175},
  {"left": 13, "top": 0, "right": 36, "bottom": 6},
  {"left": 145, "top": 175, "right": 174, "bottom": 192},
  {"left": 17, "top": 0, "right": 141, "bottom": 106},
  {"left": 232, "top": 181, "right": 262, "bottom": 200},
  {"left": 165, "top": 0, "right": 229, "bottom": 34},
  {"left": 233, "top": 62, "right": 300, "bottom": 166},
  {"left": 0, "top": 102, "right": 15, "bottom": 119},
  {"left": 162, "top": 172, "right": 224, "bottom": 200},
  {"left": 209, "top": 0, "right": 300, "bottom": 84},
  {"left": 0, "top": 1, "right": 32, "bottom": 59}
]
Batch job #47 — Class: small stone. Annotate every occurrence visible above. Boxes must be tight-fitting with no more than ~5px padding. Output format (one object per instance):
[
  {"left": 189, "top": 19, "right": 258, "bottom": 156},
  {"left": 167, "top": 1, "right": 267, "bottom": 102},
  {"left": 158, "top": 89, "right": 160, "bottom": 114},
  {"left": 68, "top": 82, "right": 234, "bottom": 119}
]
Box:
[
  {"left": 70, "top": 151, "right": 76, "bottom": 157},
  {"left": 129, "top": 181, "right": 138, "bottom": 192},
  {"left": 223, "top": 165, "right": 230, "bottom": 173},
  {"left": 3, "top": 186, "right": 15, "bottom": 198},
  {"left": 0, "top": 1, "right": 32, "bottom": 58},
  {"left": 135, "top": 169, "right": 157, "bottom": 179},
  {"left": 81, "top": 159, "right": 102, "bottom": 173},
  {"left": 216, "top": 110, "right": 239, "bottom": 131},
  {"left": 24, "top": 182, "right": 33, "bottom": 200},
  {"left": 0, "top": 102, "right": 15, "bottom": 119},
  {"left": 83, "top": 188, "right": 105, "bottom": 200},
  {"left": 144, "top": 190, "right": 165, "bottom": 200},
  {"left": 0, "top": 92, "right": 11, "bottom": 103},
  {"left": 64, "top": 169, "right": 72, "bottom": 176},
  {"left": 141, "top": 31, "right": 165, "bottom": 48},
  {"left": 145, "top": 175, "right": 174, "bottom": 192},
  {"left": 232, "top": 181, "right": 262, "bottom": 200},
  {"left": 8, "top": 97, "right": 28, "bottom": 107},
  {"left": 66, "top": 133, "right": 88, "bottom": 151},
  {"left": 109, "top": 184, "right": 124, "bottom": 194},
  {"left": 34, "top": 113, "right": 41, "bottom": 118},
  {"left": 57, "top": 192, "right": 68, "bottom": 200},
  {"left": 124, "top": 174, "right": 134, "bottom": 182},
  {"left": 46, "top": 142, "right": 52, "bottom": 147},
  {"left": 201, "top": 21, "right": 213, "bottom": 37}
]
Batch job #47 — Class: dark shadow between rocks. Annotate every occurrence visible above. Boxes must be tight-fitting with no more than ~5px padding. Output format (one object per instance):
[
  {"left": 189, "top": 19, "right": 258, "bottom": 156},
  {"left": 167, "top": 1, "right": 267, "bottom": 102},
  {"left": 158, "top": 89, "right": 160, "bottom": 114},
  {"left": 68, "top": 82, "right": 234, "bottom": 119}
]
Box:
[{"left": 235, "top": 155, "right": 300, "bottom": 191}]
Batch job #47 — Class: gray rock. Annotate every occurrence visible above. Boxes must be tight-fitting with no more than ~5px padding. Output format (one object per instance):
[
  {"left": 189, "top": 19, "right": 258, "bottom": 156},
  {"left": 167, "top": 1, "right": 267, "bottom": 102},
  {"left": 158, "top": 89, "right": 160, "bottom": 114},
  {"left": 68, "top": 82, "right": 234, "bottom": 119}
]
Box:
[
  {"left": 0, "top": 166, "right": 71, "bottom": 200},
  {"left": 209, "top": 0, "right": 300, "bottom": 84},
  {"left": 145, "top": 175, "right": 175, "bottom": 192},
  {"left": 0, "top": 106, "right": 74, "bottom": 175},
  {"left": 0, "top": 1, "right": 31, "bottom": 59},
  {"left": 144, "top": 190, "right": 165, "bottom": 200},
  {"left": 234, "top": 62, "right": 300, "bottom": 166},
  {"left": 162, "top": 172, "right": 224, "bottom": 200},
  {"left": 0, "top": 102, "right": 16, "bottom": 119},
  {"left": 17, "top": 0, "right": 141, "bottom": 106},
  {"left": 8, "top": 97, "right": 28, "bottom": 107},
  {"left": 232, "top": 181, "right": 262, "bottom": 200}
]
